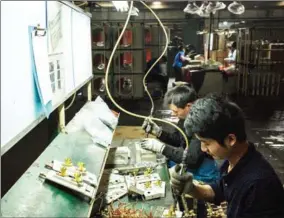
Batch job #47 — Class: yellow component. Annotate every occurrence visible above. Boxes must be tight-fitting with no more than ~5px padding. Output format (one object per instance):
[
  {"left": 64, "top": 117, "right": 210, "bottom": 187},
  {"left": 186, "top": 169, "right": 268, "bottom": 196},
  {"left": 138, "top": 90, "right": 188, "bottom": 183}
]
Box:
[
  {"left": 166, "top": 205, "right": 175, "bottom": 217},
  {"left": 144, "top": 181, "right": 152, "bottom": 189},
  {"left": 132, "top": 169, "right": 139, "bottom": 177},
  {"left": 59, "top": 166, "right": 67, "bottom": 177},
  {"left": 74, "top": 172, "right": 83, "bottom": 184},
  {"left": 64, "top": 158, "right": 72, "bottom": 167},
  {"left": 144, "top": 167, "right": 153, "bottom": 177},
  {"left": 77, "top": 162, "right": 86, "bottom": 172},
  {"left": 154, "top": 180, "right": 162, "bottom": 187}
]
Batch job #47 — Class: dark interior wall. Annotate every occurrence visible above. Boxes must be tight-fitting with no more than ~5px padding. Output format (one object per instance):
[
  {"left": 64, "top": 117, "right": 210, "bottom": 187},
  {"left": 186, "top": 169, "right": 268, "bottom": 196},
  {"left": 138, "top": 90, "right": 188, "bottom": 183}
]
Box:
[{"left": 182, "top": 19, "right": 204, "bottom": 54}]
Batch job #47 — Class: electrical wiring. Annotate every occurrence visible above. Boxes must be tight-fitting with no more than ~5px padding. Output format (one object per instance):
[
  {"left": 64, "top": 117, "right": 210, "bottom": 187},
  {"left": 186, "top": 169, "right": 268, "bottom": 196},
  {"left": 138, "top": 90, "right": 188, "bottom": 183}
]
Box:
[
  {"left": 104, "top": 1, "right": 190, "bottom": 153},
  {"left": 65, "top": 92, "right": 76, "bottom": 111}
]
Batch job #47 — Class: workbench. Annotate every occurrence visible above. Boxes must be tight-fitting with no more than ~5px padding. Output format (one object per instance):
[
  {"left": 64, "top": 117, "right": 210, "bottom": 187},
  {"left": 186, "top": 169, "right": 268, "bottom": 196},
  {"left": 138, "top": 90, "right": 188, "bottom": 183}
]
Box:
[
  {"left": 91, "top": 126, "right": 175, "bottom": 217},
  {"left": 1, "top": 117, "right": 174, "bottom": 217},
  {"left": 1, "top": 102, "right": 115, "bottom": 217}
]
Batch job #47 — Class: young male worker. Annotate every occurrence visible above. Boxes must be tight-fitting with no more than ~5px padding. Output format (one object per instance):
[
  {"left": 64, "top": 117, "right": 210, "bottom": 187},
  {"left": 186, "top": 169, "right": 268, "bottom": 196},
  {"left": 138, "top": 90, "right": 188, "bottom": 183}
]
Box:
[
  {"left": 141, "top": 85, "right": 220, "bottom": 217},
  {"left": 171, "top": 95, "right": 284, "bottom": 218}
]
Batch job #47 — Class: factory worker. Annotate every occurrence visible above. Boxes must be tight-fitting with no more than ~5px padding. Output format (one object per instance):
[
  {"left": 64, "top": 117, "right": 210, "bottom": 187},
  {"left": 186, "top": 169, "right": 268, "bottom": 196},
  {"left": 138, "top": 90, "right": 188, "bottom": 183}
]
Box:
[
  {"left": 172, "top": 45, "right": 191, "bottom": 82},
  {"left": 223, "top": 41, "right": 237, "bottom": 79},
  {"left": 171, "top": 95, "right": 284, "bottom": 218},
  {"left": 141, "top": 85, "right": 220, "bottom": 218},
  {"left": 141, "top": 85, "right": 220, "bottom": 183}
]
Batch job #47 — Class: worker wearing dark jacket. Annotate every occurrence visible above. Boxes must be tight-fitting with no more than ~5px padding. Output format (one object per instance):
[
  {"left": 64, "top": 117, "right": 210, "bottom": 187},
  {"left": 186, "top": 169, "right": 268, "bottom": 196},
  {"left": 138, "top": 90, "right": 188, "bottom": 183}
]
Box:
[
  {"left": 141, "top": 85, "right": 220, "bottom": 183},
  {"left": 171, "top": 95, "right": 284, "bottom": 218}
]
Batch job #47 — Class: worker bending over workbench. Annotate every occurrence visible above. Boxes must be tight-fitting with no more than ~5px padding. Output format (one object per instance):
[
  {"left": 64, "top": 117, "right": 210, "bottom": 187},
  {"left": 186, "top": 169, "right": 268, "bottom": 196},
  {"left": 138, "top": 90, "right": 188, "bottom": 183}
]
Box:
[
  {"left": 171, "top": 95, "right": 284, "bottom": 218},
  {"left": 141, "top": 85, "right": 220, "bottom": 217}
]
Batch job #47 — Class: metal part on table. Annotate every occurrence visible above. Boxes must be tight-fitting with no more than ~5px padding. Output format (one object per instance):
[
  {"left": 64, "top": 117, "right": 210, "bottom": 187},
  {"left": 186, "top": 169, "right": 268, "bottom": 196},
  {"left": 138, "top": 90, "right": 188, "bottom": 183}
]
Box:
[
  {"left": 46, "top": 160, "right": 98, "bottom": 187},
  {"left": 106, "top": 146, "right": 131, "bottom": 165},
  {"left": 40, "top": 171, "right": 96, "bottom": 200},
  {"left": 125, "top": 173, "right": 166, "bottom": 200}
]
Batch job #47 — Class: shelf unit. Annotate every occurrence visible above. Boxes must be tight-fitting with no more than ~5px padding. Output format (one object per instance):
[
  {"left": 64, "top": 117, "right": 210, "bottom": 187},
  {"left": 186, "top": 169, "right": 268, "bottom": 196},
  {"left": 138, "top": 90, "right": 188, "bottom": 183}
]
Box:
[
  {"left": 236, "top": 27, "right": 284, "bottom": 96},
  {"left": 91, "top": 21, "right": 169, "bottom": 99}
]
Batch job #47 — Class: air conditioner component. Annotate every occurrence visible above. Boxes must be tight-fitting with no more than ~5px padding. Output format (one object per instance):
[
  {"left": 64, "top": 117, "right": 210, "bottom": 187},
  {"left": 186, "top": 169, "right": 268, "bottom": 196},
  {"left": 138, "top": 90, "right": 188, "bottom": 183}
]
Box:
[{"left": 228, "top": 1, "right": 245, "bottom": 15}]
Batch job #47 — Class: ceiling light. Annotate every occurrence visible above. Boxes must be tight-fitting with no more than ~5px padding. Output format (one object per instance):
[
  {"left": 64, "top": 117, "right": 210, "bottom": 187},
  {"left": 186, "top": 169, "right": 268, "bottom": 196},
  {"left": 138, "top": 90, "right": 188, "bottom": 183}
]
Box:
[
  {"left": 152, "top": 1, "right": 162, "bottom": 6},
  {"left": 112, "top": 1, "right": 129, "bottom": 12},
  {"left": 223, "top": 21, "right": 228, "bottom": 25},
  {"left": 228, "top": 1, "right": 245, "bottom": 15},
  {"left": 183, "top": 2, "right": 200, "bottom": 14}
]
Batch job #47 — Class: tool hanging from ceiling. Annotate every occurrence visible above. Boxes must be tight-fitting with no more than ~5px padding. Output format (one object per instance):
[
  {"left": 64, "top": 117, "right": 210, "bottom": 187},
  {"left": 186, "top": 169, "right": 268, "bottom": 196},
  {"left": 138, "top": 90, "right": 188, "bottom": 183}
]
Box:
[{"left": 105, "top": 0, "right": 189, "bottom": 172}]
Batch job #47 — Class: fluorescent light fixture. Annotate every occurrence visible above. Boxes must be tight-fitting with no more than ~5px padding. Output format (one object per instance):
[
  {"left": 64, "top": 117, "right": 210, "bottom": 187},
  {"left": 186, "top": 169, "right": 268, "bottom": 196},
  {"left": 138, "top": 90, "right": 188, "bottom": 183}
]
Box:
[
  {"left": 153, "top": 1, "right": 162, "bottom": 5},
  {"left": 112, "top": 1, "right": 129, "bottom": 12}
]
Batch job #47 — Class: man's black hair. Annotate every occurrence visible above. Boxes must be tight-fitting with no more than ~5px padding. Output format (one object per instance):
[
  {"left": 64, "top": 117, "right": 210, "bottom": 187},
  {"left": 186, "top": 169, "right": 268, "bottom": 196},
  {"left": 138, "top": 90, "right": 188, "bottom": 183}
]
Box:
[
  {"left": 231, "top": 41, "right": 237, "bottom": 49},
  {"left": 164, "top": 85, "right": 197, "bottom": 108},
  {"left": 184, "top": 95, "right": 247, "bottom": 145},
  {"left": 178, "top": 45, "right": 184, "bottom": 51}
]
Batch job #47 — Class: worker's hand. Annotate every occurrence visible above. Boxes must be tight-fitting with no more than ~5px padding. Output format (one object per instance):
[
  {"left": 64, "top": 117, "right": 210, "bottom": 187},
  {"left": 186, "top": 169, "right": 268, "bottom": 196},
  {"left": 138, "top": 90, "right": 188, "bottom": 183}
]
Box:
[
  {"left": 142, "top": 118, "right": 162, "bottom": 137},
  {"left": 170, "top": 164, "right": 194, "bottom": 195},
  {"left": 140, "top": 138, "right": 165, "bottom": 153}
]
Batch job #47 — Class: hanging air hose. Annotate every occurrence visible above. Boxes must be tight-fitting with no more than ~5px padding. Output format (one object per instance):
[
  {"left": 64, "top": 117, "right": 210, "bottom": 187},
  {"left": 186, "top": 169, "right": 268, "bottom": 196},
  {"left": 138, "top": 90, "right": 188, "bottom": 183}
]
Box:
[
  {"left": 105, "top": 0, "right": 189, "bottom": 157},
  {"left": 87, "top": 2, "right": 189, "bottom": 217}
]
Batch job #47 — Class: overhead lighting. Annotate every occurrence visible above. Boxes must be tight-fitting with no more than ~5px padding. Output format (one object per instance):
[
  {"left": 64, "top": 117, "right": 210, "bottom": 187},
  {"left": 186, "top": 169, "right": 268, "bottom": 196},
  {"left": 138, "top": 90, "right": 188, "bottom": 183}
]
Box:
[
  {"left": 223, "top": 21, "right": 228, "bottom": 25},
  {"left": 112, "top": 1, "right": 129, "bottom": 12},
  {"left": 152, "top": 1, "right": 162, "bottom": 6},
  {"left": 228, "top": 1, "right": 245, "bottom": 15}
]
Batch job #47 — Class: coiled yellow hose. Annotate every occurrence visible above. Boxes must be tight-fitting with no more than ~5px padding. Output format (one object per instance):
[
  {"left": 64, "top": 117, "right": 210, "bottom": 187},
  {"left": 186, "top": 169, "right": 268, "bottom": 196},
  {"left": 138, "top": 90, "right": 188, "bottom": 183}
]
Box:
[{"left": 104, "top": 1, "right": 189, "bottom": 151}]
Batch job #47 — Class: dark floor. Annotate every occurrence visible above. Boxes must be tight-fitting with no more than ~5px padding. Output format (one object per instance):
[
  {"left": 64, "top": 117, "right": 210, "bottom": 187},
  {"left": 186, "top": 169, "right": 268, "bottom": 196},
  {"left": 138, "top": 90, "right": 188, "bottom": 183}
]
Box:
[{"left": 2, "top": 92, "right": 284, "bottom": 197}]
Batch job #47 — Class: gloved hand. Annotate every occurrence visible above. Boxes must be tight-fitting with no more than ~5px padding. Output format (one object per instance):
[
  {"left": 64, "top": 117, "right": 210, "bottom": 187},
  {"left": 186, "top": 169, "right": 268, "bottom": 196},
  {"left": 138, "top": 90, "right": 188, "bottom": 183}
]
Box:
[
  {"left": 170, "top": 164, "right": 194, "bottom": 195},
  {"left": 140, "top": 138, "right": 165, "bottom": 153},
  {"left": 142, "top": 118, "right": 162, "bottom": 137}
]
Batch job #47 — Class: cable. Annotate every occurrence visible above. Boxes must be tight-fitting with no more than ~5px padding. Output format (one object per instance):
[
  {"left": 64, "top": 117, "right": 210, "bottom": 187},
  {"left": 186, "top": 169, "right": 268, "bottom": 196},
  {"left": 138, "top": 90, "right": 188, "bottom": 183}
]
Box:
[
  {"left": 140, "top": 1, "right": 167, "bottom": 116},
  {"left": 104, "top": 2, "right": 189, "bottom": 153},
  {"left": 65, "top": 92, "right": 76, "bottom": 110}
]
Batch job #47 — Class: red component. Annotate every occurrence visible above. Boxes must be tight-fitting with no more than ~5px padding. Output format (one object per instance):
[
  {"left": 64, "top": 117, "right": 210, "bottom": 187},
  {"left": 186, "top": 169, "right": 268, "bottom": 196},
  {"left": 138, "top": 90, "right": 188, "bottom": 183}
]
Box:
[
  {"left": 145, "top": 29, "right": 152, "bottom": 44},
  {"left": 120, "top": 29, "right": 133, "bottom": 46},
  {"left": 121, "top": 52, "right": 132, "bottom": 65},
  {"left": 146, "top": 49, "right": 152, "bottom": 62}
]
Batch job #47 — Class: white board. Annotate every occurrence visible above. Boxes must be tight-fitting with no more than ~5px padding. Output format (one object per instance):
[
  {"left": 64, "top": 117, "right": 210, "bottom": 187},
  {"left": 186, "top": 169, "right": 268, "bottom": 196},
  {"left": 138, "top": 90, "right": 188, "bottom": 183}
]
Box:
[{"left": 1, "top": 1, "right": 93, "bottom": 155}]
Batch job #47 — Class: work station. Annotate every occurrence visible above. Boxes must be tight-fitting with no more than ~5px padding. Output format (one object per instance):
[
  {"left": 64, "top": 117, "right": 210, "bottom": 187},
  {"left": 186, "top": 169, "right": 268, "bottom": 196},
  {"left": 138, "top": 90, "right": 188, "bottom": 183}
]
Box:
[{"left": 1, "top": 1, "right": 284, "bottom": 218}]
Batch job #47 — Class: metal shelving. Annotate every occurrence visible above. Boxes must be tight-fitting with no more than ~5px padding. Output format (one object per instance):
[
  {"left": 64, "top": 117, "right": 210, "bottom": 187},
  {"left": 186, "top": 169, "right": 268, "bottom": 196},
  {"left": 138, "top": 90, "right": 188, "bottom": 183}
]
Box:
[
  {"left": 91, "top": 20, "right": 169, "bottom": 99},
  {"left": 236, "top": 26, "right": 284, "bottom": 97}
]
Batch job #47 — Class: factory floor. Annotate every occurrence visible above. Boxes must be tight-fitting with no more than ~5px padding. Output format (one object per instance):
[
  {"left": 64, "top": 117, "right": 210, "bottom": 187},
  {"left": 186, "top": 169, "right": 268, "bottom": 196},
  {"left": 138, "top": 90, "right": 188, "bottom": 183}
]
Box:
[{"left": 2, "top": 86, "right": 284, "bottom": 198}]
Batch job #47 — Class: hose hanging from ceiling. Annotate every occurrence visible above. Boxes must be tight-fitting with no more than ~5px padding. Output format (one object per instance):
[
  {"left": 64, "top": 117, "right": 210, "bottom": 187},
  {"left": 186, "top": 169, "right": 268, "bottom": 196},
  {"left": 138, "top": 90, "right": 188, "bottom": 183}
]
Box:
[{"left": 104, "top": 1, "right": 189, "bottom": 151}]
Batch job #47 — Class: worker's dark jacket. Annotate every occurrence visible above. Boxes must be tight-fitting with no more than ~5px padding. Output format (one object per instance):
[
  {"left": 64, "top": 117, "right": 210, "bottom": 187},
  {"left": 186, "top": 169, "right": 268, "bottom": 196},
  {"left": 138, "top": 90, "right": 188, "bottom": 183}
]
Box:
[
  {"left": 209, "top": 143, "right": 284, "bottom": 218},
  {"left": 158, "top": 120, "right": 220, "bottom": 183}
]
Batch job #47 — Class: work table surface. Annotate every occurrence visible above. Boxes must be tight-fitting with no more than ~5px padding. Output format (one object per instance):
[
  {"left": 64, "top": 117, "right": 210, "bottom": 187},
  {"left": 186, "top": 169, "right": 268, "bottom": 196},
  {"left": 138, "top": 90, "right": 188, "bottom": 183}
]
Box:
[{"left": 1, "top": 125, "right": 173, "bottom": 217}]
